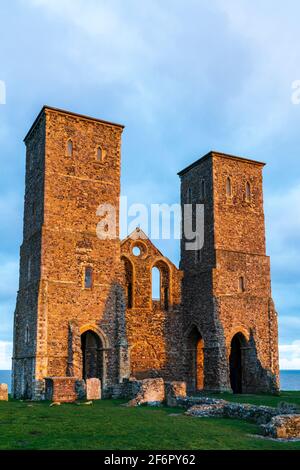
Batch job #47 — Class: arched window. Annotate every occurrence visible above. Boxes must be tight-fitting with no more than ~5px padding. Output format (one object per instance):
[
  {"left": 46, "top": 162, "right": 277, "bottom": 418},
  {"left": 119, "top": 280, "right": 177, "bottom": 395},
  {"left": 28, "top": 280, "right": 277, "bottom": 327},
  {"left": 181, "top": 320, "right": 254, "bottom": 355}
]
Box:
[
  {"left": 96, "top": 146, "right": 103, "bottom": 162},
  {"left": 122, "top": 257, "right": 133, "bottom": 309},
  {"left": 239, "top": 276, "right": 245, "bottom": 293},
  {"left": 187, "top": 187, "right": 192, "bottom": 204},
  {"left": 200, "top": 180, "right": 206, "bottom": 200},
  {"left": 152, "top": 261, "right": 170, "bottom": 310},
  {"left": 67, "top": 139, "right": 73, "bottom": 157},
  {"left": 226, "top": 177, "right": 232, "bottom": 197},
  {"left": 27, "top": 257, "right": 31, "bottom": 281},
  {"left": 246, "top": 182, "right": 251, "bottom": 201},
  {"left": 186, "top": 326, "right": 205, "bottom": 391},
  {"left": 152, "top": 266, "right": 161, "bottom": 300},
  {"left": 132, "top": 246, "right": 141, "bottom": 257},
  {"left": 25, "top": 325, "right": 30, "bottom": 344},
  {"left": 84, "top": 267, "right": 93, "bottom": 289}
]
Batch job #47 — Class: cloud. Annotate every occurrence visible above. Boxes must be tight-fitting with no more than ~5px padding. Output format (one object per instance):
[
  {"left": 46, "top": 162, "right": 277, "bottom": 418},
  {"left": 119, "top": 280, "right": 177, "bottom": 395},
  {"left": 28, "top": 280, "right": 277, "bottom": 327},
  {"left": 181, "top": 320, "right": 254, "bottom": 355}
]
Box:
[
  {"left": 0, "top": 0, "right": 297, "bottom": 354},
  {"left": 0, "top": 341, "right": 12, "bottom": 370},
  {"left": 280, "top": 340, "right": 300, "bottom": 370},
  {"left": 264, "top": 183, "right": 300, "bottom": 321}
]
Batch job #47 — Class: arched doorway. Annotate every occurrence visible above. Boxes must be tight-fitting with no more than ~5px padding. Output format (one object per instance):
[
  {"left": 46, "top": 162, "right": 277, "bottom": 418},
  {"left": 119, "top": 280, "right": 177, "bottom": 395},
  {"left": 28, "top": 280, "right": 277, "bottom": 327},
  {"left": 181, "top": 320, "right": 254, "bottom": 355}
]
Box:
[
  {"left": 81, "top": 330, "right": 103, "bottom": 381},
  {"left": 229, "top": 333, "right": 246, "bottom": 393},
  {"left": 186, "top": 326, "right": 205, "bottom": 392}
]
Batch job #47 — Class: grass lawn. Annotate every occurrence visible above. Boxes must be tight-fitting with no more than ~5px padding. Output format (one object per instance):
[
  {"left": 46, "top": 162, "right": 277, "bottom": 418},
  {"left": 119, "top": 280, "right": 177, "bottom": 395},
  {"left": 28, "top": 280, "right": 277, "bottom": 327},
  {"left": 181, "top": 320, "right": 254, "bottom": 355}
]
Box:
[{"left": 0, "top": 393, "right": 300, "bottom": 450}]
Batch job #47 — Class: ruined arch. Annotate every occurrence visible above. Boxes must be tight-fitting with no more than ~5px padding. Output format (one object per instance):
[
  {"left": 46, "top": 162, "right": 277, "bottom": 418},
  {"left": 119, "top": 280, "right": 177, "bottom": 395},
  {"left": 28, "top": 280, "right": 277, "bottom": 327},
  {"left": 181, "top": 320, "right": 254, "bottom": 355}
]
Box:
[
  {"left": 80, "top": 324, "right": 110, "bottom": 349},
  {"left": 185, "top": 325, "right": 205, "bottom": 392}
]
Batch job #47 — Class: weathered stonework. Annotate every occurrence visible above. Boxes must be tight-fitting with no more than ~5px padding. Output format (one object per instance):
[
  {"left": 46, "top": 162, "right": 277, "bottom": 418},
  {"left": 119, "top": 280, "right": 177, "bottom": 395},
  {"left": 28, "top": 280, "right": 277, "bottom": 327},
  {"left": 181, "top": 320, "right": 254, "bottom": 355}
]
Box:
[
  {"left": 179, "top": 152, "right": 279, "bottom": 394},
  {"left": 120, "top": 229, "right": 184, "bottom": 381},
  {"left": 262, "top": 415, "right": 300, "bottom": 439},
  {"left": 13, "top": 107, "right": 130, "bottom": 400},
  {"left": 185, "top": 396, "right": 300, "bottom": 439},
  {"left": 86, "top": 378, "right": 101, "bottom": 400},
  {"left": 165, "top": 381, "right": 187, "bottom": 407},
  {"left": 0, "top": 384, "right": 8, "bottom": 401},
  {"left": 124, "top": 378, "right": 165, "bottom": 406},
  {"left": 12, "top": 108, "right": 279, "bottom": 400},
  {"left": 45, "top": 377, "right": 77, "bottom": 402}
]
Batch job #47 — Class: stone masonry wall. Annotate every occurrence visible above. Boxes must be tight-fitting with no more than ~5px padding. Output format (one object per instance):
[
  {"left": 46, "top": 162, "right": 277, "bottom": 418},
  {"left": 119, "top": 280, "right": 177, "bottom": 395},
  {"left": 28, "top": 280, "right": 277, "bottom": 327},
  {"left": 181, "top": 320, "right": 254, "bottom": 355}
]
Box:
[
  {"left": 178, "top": 152, "right": 279, "bottom": 394},
  {"left": 12, "top": 113, "right": 46, "bottom": 399},
  {"left": 13, "top": 107, "right": 130, "bottom": 399},
  {"left": 120, "top": 229, "right": 184, "bottom": 381},
  {"left": 13, "top": 109, "right": 279, "bottom": 400}
]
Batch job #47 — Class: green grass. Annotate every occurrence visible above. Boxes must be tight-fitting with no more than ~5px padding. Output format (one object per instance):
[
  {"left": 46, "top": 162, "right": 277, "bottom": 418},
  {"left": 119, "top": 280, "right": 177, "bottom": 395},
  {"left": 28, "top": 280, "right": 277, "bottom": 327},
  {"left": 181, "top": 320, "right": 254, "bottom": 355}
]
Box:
[
  {"left": 0, "top": 393, "right": 300, "bottom": 450},
  {"left": 203, "top": 391, "right": 300, "bottom": 408}
]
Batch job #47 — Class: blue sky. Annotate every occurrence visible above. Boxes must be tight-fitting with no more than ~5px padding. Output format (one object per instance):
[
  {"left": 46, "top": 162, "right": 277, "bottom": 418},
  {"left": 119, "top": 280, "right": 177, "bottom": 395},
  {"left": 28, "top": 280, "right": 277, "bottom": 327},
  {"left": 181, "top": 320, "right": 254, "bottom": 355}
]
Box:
[{"left": 0, "top": 0, "right": 300, "bottom": 369}]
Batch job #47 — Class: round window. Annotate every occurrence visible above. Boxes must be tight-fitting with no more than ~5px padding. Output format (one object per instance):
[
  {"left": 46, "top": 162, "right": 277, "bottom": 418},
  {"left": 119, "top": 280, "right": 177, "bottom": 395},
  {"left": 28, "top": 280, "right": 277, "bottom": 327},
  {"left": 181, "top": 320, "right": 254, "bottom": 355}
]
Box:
[{"left": 132, "top": 246, "right": 141, "bottom": 256}]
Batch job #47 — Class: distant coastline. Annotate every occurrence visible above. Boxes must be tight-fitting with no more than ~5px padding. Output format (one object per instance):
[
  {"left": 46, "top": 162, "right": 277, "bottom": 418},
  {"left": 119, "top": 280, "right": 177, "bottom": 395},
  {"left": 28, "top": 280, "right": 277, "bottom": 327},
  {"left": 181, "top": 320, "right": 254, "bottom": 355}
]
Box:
[{"left": 1, "top": 370, "right": 300, "bottom": 394}]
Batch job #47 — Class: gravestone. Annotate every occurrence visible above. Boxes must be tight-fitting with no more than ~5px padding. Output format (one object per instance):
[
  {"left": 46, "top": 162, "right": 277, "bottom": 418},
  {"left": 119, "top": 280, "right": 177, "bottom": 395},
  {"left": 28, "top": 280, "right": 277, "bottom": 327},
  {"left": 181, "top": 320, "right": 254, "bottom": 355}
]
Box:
[
  {"left": 86, "top": 378, "right": 101, "bottom": 400},
  {"left": 45, "top": 377, "right": 77, "bottom": 402},
  {"left": 0, "top": 384, "right": 8, "bottom": 401}
]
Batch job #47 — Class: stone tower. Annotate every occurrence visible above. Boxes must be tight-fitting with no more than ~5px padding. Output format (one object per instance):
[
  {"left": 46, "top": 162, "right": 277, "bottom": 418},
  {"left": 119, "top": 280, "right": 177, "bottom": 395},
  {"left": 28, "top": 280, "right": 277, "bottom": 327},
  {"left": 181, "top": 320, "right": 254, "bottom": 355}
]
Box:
[
  {"left": 178, "top": 151, "right": 279, "bottom": 394},
  {"left": 12, "top": 106, "right": 130, "bottom": 399}
]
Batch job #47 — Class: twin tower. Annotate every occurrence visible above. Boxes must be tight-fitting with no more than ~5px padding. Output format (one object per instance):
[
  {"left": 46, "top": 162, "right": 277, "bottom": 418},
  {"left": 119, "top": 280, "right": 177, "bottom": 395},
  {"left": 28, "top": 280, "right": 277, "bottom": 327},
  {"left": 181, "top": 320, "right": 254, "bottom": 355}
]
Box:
[{"left": 12, "top": 106, "right": 279, "bottom": 400}]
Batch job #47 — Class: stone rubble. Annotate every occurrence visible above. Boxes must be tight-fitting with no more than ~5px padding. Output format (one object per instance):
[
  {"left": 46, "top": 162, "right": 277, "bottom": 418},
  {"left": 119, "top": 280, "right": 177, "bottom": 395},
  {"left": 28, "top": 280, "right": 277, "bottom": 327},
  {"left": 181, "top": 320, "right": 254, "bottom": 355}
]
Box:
[
  {"left": 261, "top": 415, "right": 300, "bottom": 439},
  {"left": 182, "top": 394, "right": 300, "bottom": 439}
]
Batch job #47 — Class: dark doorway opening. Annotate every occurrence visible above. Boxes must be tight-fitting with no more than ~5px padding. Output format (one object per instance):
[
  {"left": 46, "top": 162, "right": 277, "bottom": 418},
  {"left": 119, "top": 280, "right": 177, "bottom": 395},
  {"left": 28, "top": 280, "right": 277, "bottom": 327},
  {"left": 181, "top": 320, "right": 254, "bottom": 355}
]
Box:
[
  {"left": 81, "top": 330, "right": 103, "bottom": 381},
  {"left": 186, "top": 326, "right": 204, "bottom": 392},
  {"left": 229, "top": 333, "right": 245, "bottom": 393}
]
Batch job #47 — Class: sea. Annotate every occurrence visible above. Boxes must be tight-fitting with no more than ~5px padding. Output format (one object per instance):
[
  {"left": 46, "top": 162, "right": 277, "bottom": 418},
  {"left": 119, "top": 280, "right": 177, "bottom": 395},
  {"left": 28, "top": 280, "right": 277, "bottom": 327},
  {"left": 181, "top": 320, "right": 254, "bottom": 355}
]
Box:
[{"left": 0, "top": 370, "right": 300, "bottom": 394}]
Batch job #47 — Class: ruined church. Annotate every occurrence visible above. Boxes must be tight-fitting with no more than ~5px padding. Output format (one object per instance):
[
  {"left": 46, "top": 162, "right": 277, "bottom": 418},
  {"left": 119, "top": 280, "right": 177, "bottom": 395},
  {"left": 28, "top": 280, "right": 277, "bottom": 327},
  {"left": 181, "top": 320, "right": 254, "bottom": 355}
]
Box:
[{"left": 12, "top": 106, "right": 279, "bottom": 400}]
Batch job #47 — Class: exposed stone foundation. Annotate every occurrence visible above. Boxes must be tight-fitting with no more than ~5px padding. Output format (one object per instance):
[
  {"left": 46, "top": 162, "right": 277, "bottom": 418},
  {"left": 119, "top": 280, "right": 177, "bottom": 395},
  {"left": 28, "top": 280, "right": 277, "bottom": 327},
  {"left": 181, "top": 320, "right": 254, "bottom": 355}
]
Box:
[
  {"left": 261, "top": 415, "right": 300, "bottom": 439},
  {"left": 183, "top": 395, "right": 300, "bottom": 439}
]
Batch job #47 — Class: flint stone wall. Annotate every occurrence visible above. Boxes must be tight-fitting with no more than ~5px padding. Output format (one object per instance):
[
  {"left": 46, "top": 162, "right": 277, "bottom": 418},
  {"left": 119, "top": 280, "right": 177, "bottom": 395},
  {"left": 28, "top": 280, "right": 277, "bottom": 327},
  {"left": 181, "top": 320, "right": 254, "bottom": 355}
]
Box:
[
  {"left": 184, "top": 395, "right": 300, "bottom": 438},
  {"left": 261, "top": 415, "right": 300, "bottom": 439}
]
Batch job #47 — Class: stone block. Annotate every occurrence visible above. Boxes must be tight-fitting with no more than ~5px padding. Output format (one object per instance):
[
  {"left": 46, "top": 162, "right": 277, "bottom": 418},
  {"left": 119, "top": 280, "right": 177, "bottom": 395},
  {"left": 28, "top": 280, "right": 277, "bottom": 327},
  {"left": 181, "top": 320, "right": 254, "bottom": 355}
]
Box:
[
  {"left": 165, "top": 381, "right": 187, "bottom": 407},
  {"left": 86, "top": 378, "right": 101, "bottom": 400},
  {"left": 125, "top": 378, "right": 165, "bottom": 406},
  {"left": 0, "top": 384, "right": 8, "bottom": 401},
  {"left": 45, "top": 377, "right": 77, "bottom": 403}
]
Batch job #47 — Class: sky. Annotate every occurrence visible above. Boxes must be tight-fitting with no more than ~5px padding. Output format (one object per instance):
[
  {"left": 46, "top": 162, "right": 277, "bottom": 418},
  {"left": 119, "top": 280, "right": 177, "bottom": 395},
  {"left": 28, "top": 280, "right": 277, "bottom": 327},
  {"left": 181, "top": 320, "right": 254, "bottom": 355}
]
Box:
[{"left": 0, "top": 0, "right": 300, "bottom": 370}]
